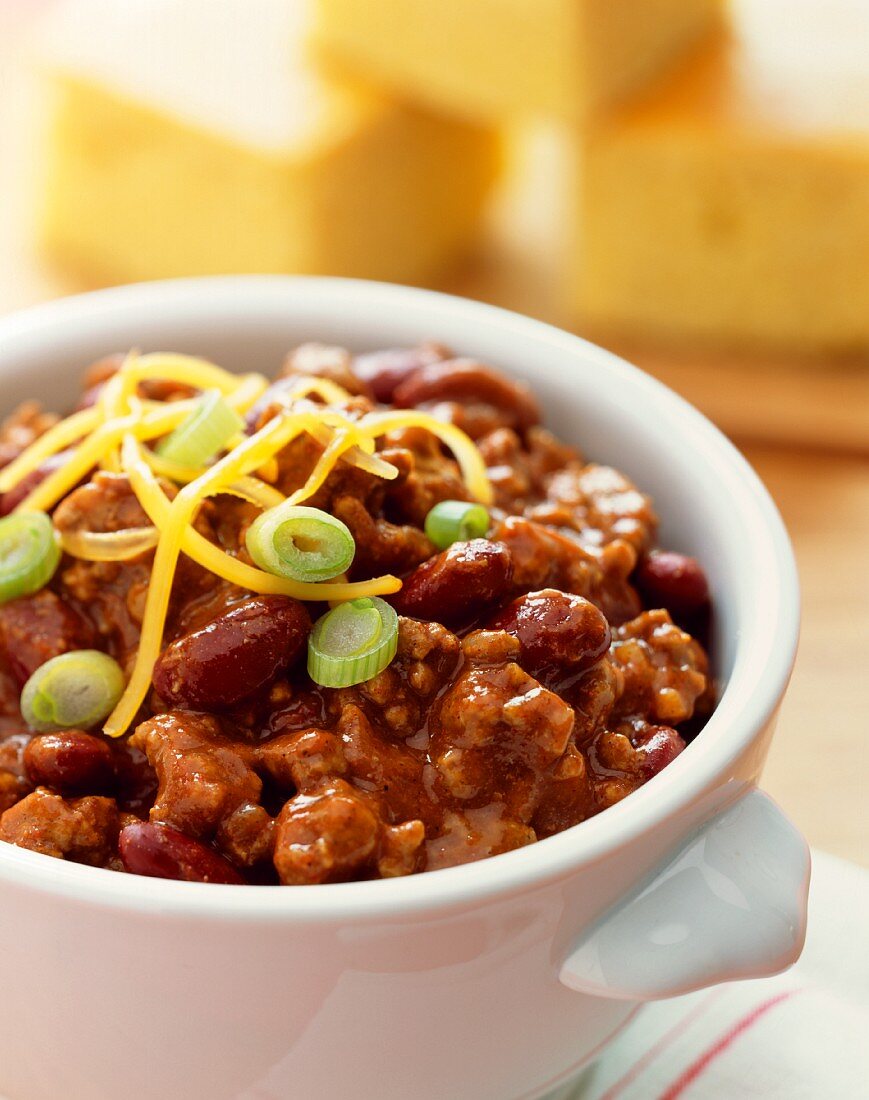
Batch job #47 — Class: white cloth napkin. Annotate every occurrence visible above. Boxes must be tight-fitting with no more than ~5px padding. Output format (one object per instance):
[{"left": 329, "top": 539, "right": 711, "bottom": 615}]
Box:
[{"left": 553, "top": 850, "right": 868, "bottom": 1100}]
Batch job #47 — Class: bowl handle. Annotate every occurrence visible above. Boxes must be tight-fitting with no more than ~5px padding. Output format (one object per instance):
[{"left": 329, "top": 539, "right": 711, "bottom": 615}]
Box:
[{"left": 559, "top": 789, "right": 810, "bottom": 1001}]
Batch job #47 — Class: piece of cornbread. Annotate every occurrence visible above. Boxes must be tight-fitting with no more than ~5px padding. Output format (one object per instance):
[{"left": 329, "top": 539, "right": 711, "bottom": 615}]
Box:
[
  {"left": 38, "top": 0, "right": 499, "bottom": 287},
  {"left": 577, "top": 0, "right": 869, "bottom": 354},
  {"left": 313, "top": 0, "right": 724, "bottom": 123}
]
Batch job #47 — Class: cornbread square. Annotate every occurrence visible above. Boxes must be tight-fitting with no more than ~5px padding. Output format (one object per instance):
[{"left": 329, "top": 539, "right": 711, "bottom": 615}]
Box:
[
  {"left": 313, "top": 0, "right": 725, "bottom": 122},
  {"left": 38, "top": 0, "right": 500, "bottom": 287},
  {"left": 576, "top": 0, "right": 869, "bottom": 353}
]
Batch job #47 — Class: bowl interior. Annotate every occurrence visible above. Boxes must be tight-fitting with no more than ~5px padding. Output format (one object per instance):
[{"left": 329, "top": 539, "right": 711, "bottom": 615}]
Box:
[{"left": 0, "top": 276, "right": 798, "bottom": 909}]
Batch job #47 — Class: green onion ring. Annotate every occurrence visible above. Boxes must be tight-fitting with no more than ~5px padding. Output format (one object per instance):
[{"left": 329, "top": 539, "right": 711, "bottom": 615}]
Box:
[
  {"left": 424, "top": 500, "right": 490, "bottom": 550},
  {"left": 0, "top": 511, "right": 61, "bottom": 605},
  {"left": 307, "top": 597, "right": 398, "bottom": 687},
  {"left": 21, "top": 650, "right": 126, "bottom": 732},
  {"left": 245, "top": 503, "right": 355, "bottom": 583}
]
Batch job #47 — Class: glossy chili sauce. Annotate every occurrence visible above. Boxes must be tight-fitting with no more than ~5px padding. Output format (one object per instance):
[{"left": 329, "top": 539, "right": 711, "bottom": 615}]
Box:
[{"left": 0, "top": 344, "right": 713, "bottom": 884}]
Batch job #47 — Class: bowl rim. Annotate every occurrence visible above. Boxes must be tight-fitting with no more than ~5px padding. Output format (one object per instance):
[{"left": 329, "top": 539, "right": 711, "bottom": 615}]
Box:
[{"left": 0, "top": 275, "right": 800, "bottom": 921}]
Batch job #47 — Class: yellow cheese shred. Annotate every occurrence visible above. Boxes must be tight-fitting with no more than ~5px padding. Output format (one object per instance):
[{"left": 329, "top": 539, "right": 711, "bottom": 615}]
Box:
[
  {"left": 0, "top": 407, "right": 101, "bottom": 493},
  {"left": 286, "top": 426, "right": 360, "bottom": 507},
  {"left": 104, "top": 479, "right": 196, "bottom": 738},
  {"left": 358, "top": 410, "right": 493, "bottom": 505},
  {"left": 121, "top": 352, "right": 249, "bottom": 396},
  {"left": 18, "top": 411, "right": 141, "bottom": 513},
  {"left": 263, "top": 382, "right": 399, "bottom": 482},
  {"left": 282, "top": 376, "right": 353, "bottom": 405}
]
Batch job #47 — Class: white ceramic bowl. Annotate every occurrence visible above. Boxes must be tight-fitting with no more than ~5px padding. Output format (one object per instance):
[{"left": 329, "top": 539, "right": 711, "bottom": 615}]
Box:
[{"left": 0, "top": 277, "right": 807, "bottom": 1100}]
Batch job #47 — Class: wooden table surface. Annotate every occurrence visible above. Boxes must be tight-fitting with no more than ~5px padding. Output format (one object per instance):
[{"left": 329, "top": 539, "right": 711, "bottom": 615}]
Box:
[{"left": 0, "top": 7, "right": 866, "bottom": 867}]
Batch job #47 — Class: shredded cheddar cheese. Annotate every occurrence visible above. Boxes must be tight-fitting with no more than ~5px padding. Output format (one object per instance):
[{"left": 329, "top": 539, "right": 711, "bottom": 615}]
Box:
[
  {"left": 359, "top": 410, "right": 494, "bottom": 505},
  {"left": 122, "top": 436, "right": 400, "bottom": 602},
  {"left": 1, "top": 352, "right": 490, "bottom": 737}
]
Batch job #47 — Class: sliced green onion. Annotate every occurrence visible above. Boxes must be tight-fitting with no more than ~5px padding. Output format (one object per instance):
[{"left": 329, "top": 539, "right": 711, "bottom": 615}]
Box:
[
  {"left": 21, "top": 650, "right": 125, "bottom": 732},
  {"left": 0, "top": 512, "right": 61, "bottom": 604},
  {"left": 424, "top": 499, "right": 490, "bottom": 550},
  {"left": 156, "top": 388, "right": 243, "bottom": 468},
  {"left": 246, "top": 503, "right": 354, "bottom": 583},
  {"left": 308, "top": 597, "right": 398, "bottom": 687}
]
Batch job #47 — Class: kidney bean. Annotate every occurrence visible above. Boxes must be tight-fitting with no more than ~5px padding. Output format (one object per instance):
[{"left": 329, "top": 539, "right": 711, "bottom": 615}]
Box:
[
  {"left": 487, "top": 589, "right": 611, "bottom": 688},
  {"left": 119, "top": 821, "right": 245, "bottom": 884},
  {"left": 0, "top": 449, "right": 75, "bottom": 515},
  {"left": 635, "top": 551, "right": 710, "bottom": 619},
  {"left": 352, "top": 343, "right": 448, "bottom": 403},
  {"left": 264, "top": 689, "right": 329, "bottom": 738},
  {"left": 0, "top": 589, "right": 97, "bottom": 685},
  {"left": 24, "top": 731, "right": 114, "bottom": 793},
  {"left": 392, "top": 360, "right": 541, "bottom": 431},
  {"left": 153, "top": 596, "right": 311, "bottom": 710},
  {"left": 391, "top": 539, "right": 513, "bottom": 629},
  {"left": 634, "top": 726, "right": 686, "bottom": 780}
]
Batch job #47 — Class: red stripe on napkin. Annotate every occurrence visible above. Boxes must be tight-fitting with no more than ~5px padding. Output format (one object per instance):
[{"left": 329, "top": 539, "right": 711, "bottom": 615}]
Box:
[
  {"left": 600, "top": 990, "right": 724, "bottom": 1100},
  {"left": 657, "top": 990, "right": 799, "bottom": 1100}
]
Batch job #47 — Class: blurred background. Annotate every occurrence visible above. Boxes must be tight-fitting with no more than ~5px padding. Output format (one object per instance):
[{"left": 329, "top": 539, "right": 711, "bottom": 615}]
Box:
[{"left": 0, "top": 0, "right": 865, "bottom": 864}]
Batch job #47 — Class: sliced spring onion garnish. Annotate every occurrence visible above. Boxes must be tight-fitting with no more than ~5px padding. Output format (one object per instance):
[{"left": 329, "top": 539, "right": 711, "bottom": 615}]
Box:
[
  {"left": 424, "top": 500, "right": 490, "bottom": 549},
  {"left": 0, "top": 512, "right": 61, "bottom": 604},
  {"left": 21, "top": 650, "right": 125, "bottom": 732},
  {"left": 246, "top": 504, "right": 355, "bottom": 582},
  {"left": 156, "top": 389, "right": 243, "bottom": 468},
  {"left": 308, "top": 597, "right": 399, "bottom": 688}
]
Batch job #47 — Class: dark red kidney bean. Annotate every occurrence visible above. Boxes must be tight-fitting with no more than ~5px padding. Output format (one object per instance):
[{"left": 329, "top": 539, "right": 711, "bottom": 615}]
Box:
[
  {"left": 392, "top": 360, "right": 541, "bottom": 431},
  {"left": 391, "top": 539, "right": 513, "bottom": 628},
  {"left": 635, "top": 551, "right": 710, "bottom": 619},
  {"left": 119, "top": 822, "right": 245, "bottom": 884},
  {"left": 487, "top": 589, "right": 611, "bottom": 687},
  {"left": 634, "top": 726, "right": 686, "bottom": 780},
  {"left": 265, "top": 689, "right": 328, "bottom": 739},
  {"left": 110, "top": 741, "right": 158, "bottom": 817},
  {"left": 0, "top": 449, "right": 75, "bottom": 515},
  {"left": 24, "top": 731, "right": 114, "bottom": 793},
  {"left": 153, "top": 596, "right": 311, "bottom": 710},
  {"left": 352, "top": 343, "right": 448, "bottom": 403},
  {"left": 0, "top": 589, "right": 97, "bottom": 685}
]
